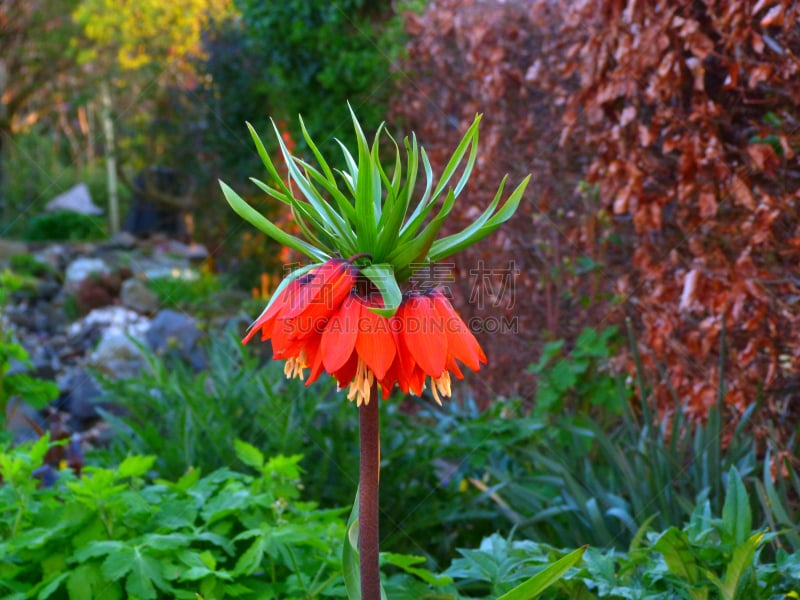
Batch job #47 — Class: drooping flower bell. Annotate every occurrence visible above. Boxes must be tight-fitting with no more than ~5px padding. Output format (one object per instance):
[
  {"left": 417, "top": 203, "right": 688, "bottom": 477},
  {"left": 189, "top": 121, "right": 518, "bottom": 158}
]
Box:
[
  {"left": 391, "top": 290, "right": 487, "bottom": 404},
  {"left": 222, "top": 107, "right": 529, "bottom": 405}
]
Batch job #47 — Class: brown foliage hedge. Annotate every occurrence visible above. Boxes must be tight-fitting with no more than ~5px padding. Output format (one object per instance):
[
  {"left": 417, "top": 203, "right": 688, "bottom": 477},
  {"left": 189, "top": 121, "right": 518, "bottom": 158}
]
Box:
[{"left": 391, "top": 0, "right": 800, "bottom": 424}]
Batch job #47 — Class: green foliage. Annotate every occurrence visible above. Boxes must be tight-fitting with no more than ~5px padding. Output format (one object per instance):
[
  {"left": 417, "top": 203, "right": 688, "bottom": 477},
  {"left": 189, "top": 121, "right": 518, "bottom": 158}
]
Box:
[
  {"left": 0, "top": 271, "right": 59, "bottom": 431},
  {"left": 96, "top": 331, "right": 509, "bottom": 564},
  {"left": 529, "top": 326, "right": 627, "bottom": 420},
  {"left": 2, "top": 434, "right": 797, "bottom": 600},
  {"left": 437, "top": 478, "right": 799, "bottom": 599},
  {"left": 145, "top": 273, "right": 222, "bottom": 312},
  {"left": 23, "top": 210, "right": 107, "bottom": 242},
  {"left": 8, "top": 254, "right": 53, "bottom": 278},
  {"left": 0, "top": 437, "right": 347, "bottom": 599},
  {"left": 95, "top": 331, "right": 338, "bottom": 480}
]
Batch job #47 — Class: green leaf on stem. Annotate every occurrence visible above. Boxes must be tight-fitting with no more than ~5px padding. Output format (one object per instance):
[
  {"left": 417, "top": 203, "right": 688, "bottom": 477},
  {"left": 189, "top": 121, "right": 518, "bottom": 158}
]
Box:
[{"left": 497, "top": 546, "right": 585, "bottom": 600}]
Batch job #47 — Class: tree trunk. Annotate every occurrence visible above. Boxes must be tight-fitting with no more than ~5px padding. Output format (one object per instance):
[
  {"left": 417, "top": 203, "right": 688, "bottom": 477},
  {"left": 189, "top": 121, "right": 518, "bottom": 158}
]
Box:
[{"left": 101, "top": 81, "right": 119, "bottom": 235}]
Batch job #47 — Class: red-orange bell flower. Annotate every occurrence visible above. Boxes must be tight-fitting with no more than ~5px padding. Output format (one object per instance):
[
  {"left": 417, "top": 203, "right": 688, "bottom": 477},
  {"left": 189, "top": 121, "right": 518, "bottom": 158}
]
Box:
[
  {"left": 243, "top": 262, "right": 486, "bottom": 407},
  {"left": 390, "top": 290, "right": 487, "bottom": 404}
]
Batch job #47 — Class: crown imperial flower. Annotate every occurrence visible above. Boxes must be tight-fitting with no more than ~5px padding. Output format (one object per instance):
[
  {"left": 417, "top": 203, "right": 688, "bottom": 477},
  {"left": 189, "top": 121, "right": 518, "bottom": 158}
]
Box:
[{"left": 222, "top": 108, "right": 528, "bottom": 405}]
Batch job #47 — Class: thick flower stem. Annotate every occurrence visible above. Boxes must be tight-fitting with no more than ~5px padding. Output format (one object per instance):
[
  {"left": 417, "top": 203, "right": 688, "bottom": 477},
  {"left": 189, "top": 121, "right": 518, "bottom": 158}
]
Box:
[{"left": 359, "top": 386, "right": 381, "bottom": 600}]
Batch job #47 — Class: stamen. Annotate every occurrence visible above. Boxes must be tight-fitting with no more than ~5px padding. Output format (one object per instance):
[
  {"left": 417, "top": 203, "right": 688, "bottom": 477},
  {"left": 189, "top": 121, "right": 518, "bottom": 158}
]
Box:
[
  {"left": 347, "top": 358, "right": 375, "bottom": 406},
  {"left": 430, "top": 371, "right": 452, "bottom": 405},
  {"left": 283, "top": 350, "right": 308, "bottom": 380}
]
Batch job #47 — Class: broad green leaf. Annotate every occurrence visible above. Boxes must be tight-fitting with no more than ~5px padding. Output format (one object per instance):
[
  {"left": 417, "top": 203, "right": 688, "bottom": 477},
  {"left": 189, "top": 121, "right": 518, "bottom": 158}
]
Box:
[
  {"left": 653, "top": 527, "right": 699, "bottom": 583},
  {"left": 234, "top": 440, "right": 264, "bottom": 471},
  {"left": 713, "top": 532, "right": 764, "bottom": 600},
  {"left": 67, "top": 563, "right": 122, "bottom": 600},
  {"left": 234, "top": 536, "right": 266, "bottom": 576},
  {"left": 36, "top": 573, "right": 69, "bottom": 600},
  {"left": 7, "top": 374, "right": 59, "bottom": 409},
  {"left": 117, "top": 455, "right": 156, "bottom": 479},
  {"left": 722, "top": 467, "right": 750, "bottom": 546},
  {"left": 381, "top": 553, "right": 452, "bottom": 587},
  {"left": 73, "top": 540, "right": 126, "bottom": 562},
  {"left": 497, "top": 546, "right": 585, "bottom": 600}
]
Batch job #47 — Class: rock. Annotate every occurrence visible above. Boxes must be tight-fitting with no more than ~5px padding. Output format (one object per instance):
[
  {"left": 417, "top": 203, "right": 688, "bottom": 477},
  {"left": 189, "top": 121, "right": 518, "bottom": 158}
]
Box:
[
  {"left": 166, "top": 240, "right": 209, "bottom": 262},
  {"left": 67, "top": 306, "right": 150, "bottom": 340},
  {"left": 61, "top": 369, "right": 102, "bottom": 421},
  {"left": 35, "top": 278, "right": 61, "bottom": 302},
  {"left": 0, "top": 238, "right": 27, "bottom": 262},
  {"left": 91, "top": 331, "right": 148, "bottom": 380},
  {"left": 120, "top": 278, "right": 159, "bottom": 315},
  {"left": 33, "top": 244, "right": 71, "bottom": 273},
  {"left": 45, "top": 183, "right": 103, "bottom": 215},
  {"left": 146, "top": 309, "right": 206, "bottom": 369},
  {"left": 105, "top": 231, "right": 138, "bottom": 250},
  {"left": 5, "top": 397, "right": 45, "bottom": 444},
  {"left": 65, "top": 257, "right": 110, "bottom": 287},
  {"left": 29, "top": 345, "right": 60, "bottom": 380}
]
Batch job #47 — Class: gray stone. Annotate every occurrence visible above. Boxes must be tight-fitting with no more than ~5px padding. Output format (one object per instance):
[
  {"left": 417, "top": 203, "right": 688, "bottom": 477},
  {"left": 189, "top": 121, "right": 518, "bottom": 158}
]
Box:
[
  {"left": 120, "top": 278, "right": 159, "bottom": 315},
  {"left": 91, "top": 331, "right": 148, "bottom": 380},
  {"left": 33, "top": 244, "right": 71, "bottom": 273},
  {"left": 62, "top": 369, "right": 102, "bottom": 421},
  {"left": 146, "top": 309, "right": 206, "bottom": 369},
  {"left": 45, "top": 183, "right": 103, "bottom": 215},
  {"left": 106, "top": 231, "right": 138, "bottom": 249},
  {"left": 65, "top": 257, "right": 110, "bottom": 286},
  {"left": 166, "top": 240, "right": 209, "bottom": 262},
  {"left": 66, "top": 306, "right": 150, "bottom": 341},
  {"left": 5, "top": 397, "right": 45, "bottom": 444}
]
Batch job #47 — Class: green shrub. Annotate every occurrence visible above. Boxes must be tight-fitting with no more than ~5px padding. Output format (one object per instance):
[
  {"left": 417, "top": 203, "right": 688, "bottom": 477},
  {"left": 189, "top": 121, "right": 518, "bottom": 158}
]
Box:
[
  {"left": 145, "top": 273, "right": 222, "bottom": 312},
  {"left": 0, "top": 436, "right": 346, "bottom": 599},
  {"left": 443, "top": 471, "right": 799, "bottom": 599},
  {"left": 8, "top": 253, "right": 53, "bottom": 278},
  {"left": 23, "top": 210, "right": 106, "bottom": 241},
  {"left": 529, "top": 326, "right": 627, "bottom": 422}
]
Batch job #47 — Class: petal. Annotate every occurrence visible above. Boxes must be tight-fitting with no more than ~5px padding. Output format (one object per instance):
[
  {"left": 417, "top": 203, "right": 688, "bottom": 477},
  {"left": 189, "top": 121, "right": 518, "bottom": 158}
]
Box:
[
  {"left": 242, "top": 278, "right": 301, "bottom": 344},
  {"left": 331, "top": 348, "right": 359, "bottom": 388},
  {"left": 432, "top": 291, "right": 486, "bottom": 370},
  {"left": 401, "top": 294, "right": 447, "bottom": 378},
  {"left": 320, "top": 293, "right": 360, "bottom": 373},
  {"left": 284, "top": 259, "right": 351, "bottom": 319},
  {"left": 387, "top": 323, "right": 412, "bottom": 393},
  {"left": 305, "top": 334, "right": 327, "bottom": 385},
  {"left": 355, "top": 299, "right": 396, "bottom": 380}
]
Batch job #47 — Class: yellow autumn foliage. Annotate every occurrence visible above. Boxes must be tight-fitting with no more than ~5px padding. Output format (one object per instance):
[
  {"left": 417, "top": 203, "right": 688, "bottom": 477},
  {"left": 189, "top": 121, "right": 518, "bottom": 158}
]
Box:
[{"left": 74, "top": 0, "right": 235, "bottom": 70}]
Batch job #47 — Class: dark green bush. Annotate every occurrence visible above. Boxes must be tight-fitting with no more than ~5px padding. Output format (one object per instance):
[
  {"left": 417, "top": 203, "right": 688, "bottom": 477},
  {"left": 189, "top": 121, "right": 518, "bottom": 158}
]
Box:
[{"left": 23, "top": 210, "right": 106, "bottom": 241}]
